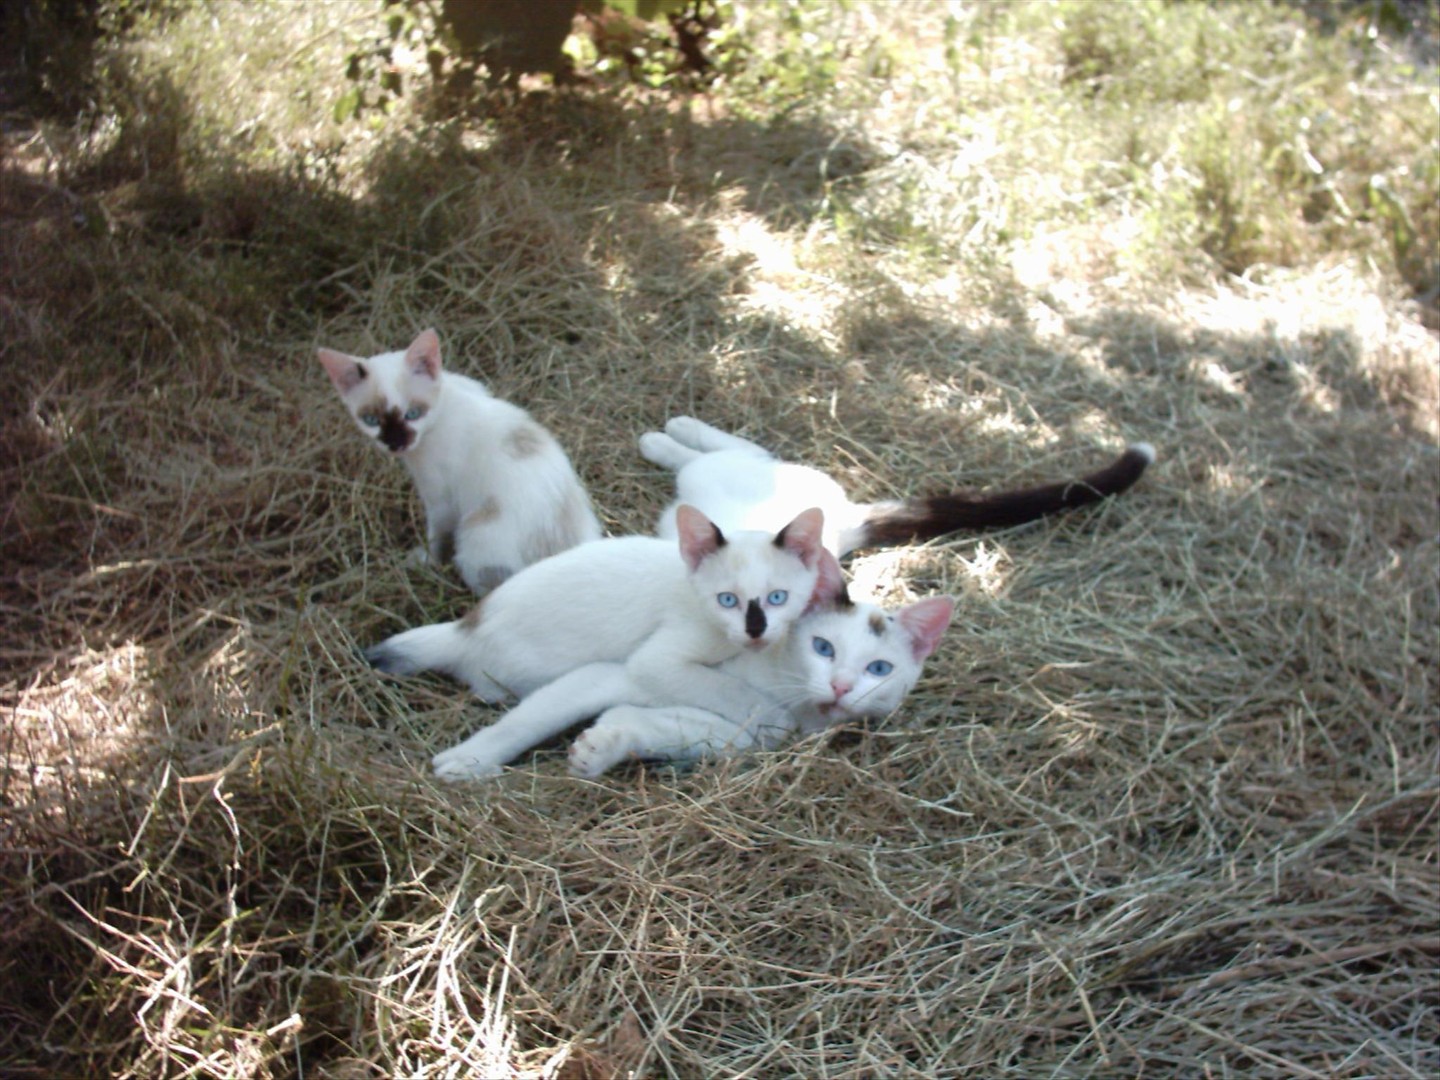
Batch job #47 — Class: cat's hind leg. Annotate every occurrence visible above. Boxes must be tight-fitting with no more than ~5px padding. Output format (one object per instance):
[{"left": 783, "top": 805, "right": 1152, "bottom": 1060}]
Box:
[
  {"left": 663, "top": 416, "right": 769, "bottom": 455},
  {"left": 452, "top": 515, "right": 530, "bottom": 596},
  {"left": 567, "top": 704, "right": 768, "bottom": 778},
  {"left": 638, "top": 431, "right": 704, "bottom": 471}
]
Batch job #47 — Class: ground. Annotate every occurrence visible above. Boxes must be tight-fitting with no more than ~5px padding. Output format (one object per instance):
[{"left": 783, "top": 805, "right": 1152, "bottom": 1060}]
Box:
[{"left": 1, "top": 1, "right": 1436, "bottom": 1076}]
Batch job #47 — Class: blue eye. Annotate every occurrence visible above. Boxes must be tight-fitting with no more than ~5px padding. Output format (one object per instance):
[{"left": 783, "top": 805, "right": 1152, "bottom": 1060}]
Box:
[
  {"left": 359, "top": 412, "right": 380, "bottom": 427},
  {"left": 403, "top": 406, "right": 424, "bottom": 421},
  {"left": 717, "top": 592, "right": 739, "bottom": 609},
  {"left": 767, "top": 589, "right": 788, "bottom": 606},
  {"left": 867, "top": 660, "right": 894, "bottom": 677},
  {"left": 812, "top": 637, "right": 835, "bottom": 659}
]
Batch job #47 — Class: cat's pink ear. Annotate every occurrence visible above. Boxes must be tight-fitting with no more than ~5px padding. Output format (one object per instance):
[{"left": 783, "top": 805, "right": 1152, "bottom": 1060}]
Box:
[
  {"left": 896, "top": 596, "right": 954, "bottom": 661},
  {"left": 774, "top": 507, "right": 825, "bottom": 567},
  {"left": 406, "top": 328, "right": 442, "bottom": 380},
  {"left": 675, "top": 504, "right": 725, "bottom": 572},
  {"left": 804, "top": 548, "right": 850, "bottom": 614},
  {"left": 318, "top": 348, "right": 367, "bottom": 394}
]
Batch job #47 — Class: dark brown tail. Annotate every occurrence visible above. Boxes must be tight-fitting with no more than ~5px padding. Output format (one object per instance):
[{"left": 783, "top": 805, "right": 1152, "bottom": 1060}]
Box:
[{"left": 848, "top": 443, "right": 1155, "bottom": 551}]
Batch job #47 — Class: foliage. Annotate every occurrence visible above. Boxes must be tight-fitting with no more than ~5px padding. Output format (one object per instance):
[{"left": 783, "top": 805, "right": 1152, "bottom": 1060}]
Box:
[{"left": 337, "top": 0, "right": 709, "bottom": 120}]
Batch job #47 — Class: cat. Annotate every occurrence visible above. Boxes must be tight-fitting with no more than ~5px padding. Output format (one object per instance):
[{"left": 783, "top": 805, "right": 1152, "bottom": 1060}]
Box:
[
  {"left": 428, "top": 556, "right": 953, "bottom": 779},
  {"left": 568, "top": 589, "right": 955, "bottom": 778},
  {"left": 317, "top": 327, "right": 601, "bottom": 595},
  {"left": 365, "top": 502, "right": 833, "bottom": 733},
  {"left": 639, "top": 416, "right": 1154, "bottom": 556}
]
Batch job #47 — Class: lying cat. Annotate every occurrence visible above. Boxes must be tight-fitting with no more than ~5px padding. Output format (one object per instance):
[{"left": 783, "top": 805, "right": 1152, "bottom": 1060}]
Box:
[
  {"left": 366, "top": 503, "right": 832, "bottom": 730},
  {"left": 318, "top": 328, "right": 601, "bottom": 594},
  {"left": 640, "top": 416, "right": 1154, "bottom": 556},
  {"left": 429, "top": 559, "right": 953, "bottom": 779}
]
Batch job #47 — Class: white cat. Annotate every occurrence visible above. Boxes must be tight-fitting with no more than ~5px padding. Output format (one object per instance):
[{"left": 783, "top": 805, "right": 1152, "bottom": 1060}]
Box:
[
  {"left": 318, "top": 328, "right": 601, "bottom": 594},
  {"left": 365, "top": 502, "right": 832, "bottom": 731},
  {"left": 569, "top": 589, "right": 955, "bottom": 778},
  {"left": 640, "top": 416, "right": 1154, "bottom": 556},
  {"left": 427, "top": 567, "right": 953, "bottom": 780}
]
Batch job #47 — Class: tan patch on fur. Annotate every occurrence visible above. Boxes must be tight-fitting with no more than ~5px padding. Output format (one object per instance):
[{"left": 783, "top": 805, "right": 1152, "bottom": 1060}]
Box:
[
  {"left": 524, "top": 490, "right": 593, "bottom": 564},
  {"left": 504, "top": 423, "right": 548, "bottom": 459},
  {"left": 460, "top": 597, "right": 487, "bottom": 630},
  {"left": 463, "top": 498, "right": 502, "bottom": 528},
  {"left": 868, "top": 612, "right": 887, "bottom": 636}
]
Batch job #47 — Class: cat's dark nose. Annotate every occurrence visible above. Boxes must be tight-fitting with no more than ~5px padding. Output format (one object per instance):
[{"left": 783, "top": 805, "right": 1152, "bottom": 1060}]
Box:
[
  {"left": 379, "top": 410, "right": 413, "bottom": 452},
  {"left": 745, "top": 599, "right": 766, "bottom": 639}
]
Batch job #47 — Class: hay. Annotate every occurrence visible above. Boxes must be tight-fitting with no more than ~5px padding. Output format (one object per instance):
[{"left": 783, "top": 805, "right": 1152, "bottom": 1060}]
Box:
[{"left": 2, "top": 2, "right": 1437, "bottom": 1076}]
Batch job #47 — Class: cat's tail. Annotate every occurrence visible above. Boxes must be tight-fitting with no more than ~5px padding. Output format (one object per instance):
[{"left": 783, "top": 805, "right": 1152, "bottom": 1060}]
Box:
[
  {"left": 364, "top": 619, "right": 510, "bottom": 702},
  {"left": 843, "top": 442, "right": 1155, "bottom": 552}
]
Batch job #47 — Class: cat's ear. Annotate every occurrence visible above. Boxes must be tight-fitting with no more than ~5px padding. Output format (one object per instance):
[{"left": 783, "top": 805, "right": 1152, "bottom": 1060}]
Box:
[
  {"left": 317, "top": 348, "right": 367, "bottom": 394},
  {"left": 675, "top": 504, "right": 726, "bottom": 572},
  {"left": 804, "top": 548, "right": 850, "bottom": 614},
  {"left": 774, "top": 506, "right": 825, "bottom": 568},
  {"left": 896, "top": 596, "right": 954, "bottom": 661},
  {"left": 405, "top": 328, "right": 443, "bottom": 380}
]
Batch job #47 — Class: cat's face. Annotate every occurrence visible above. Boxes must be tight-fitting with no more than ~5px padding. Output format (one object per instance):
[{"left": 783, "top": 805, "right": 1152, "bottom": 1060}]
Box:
[
  {"left": 675, "top": 505, "right": 828, "bottom": 651},
  {"left": 786, "top": 595, "right": 953, "bottom": 723},
  {"left": 318, "top": 328, "right": 444, "bottom": 455}
]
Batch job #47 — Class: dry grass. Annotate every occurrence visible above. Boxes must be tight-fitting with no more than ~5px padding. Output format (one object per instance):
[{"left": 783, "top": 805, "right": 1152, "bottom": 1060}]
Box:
[{"left": 2, "top": 1, "right": 1437, "bottom": 1076}]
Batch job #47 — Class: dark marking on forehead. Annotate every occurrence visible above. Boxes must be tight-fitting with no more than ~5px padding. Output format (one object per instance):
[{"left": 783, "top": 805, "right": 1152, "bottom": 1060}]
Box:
[
  {"left": 868, "top": 613, "right": 887, "bottom": 637},
  {"left": 505, "top": 423, "right": 547, "bottom": 459}
]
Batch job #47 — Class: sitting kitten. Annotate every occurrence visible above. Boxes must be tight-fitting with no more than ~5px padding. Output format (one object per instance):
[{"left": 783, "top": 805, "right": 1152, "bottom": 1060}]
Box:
[
  {"left": 640, "top": 416, "right": 1154, "bottom": 556},
  {"left": 366, "top": 503, "right": 832, "bottom": 735},
  {"left": 318, "top": 328, "right": 601, "bottom": 594},
  {"left": 427, "top": 558, "right": 953, "bottom": 779}
]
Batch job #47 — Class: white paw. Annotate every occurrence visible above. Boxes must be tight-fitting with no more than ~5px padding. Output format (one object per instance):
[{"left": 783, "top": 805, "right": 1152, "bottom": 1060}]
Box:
[
  {"left": 663, "top": 416, "right": 706, "bottom": 446},
  {"left": 637, "top": 431, "right": 674, "bottom": 465},
  {"left": 406, "top": 545, "right": 431, "bottom": 568},
  {"left": 568, "top": 725, "right": 634, "bottom": 779},
  {"left": 431, "top": 746, "right": 504, "bottom": 782}
]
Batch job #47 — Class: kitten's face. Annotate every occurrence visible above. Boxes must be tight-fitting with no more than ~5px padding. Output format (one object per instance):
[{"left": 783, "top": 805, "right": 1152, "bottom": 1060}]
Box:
[
  {"left": 676, "top": 505, "right": 826, "bottom": 651},
  {"left": 788, "top": 596, "right": 954, "bottom": 722},
  {"left": 318, "top": 328, "right": 443, "bottom": 455}
]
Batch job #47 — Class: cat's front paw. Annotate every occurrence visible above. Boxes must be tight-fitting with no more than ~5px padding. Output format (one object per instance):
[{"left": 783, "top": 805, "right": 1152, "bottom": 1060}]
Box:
[
  {"left": 637, "top": 431, "right": 677, "bottom": 466},
  {"left": 405, "top": 545, "right": 432, "bottom": 568},
  {"left": 432, "top": 746, "right": 504, "bottom": 782},
  {"left": 662, "top": 416, "right": 707, "bottom": 447},
  {"left": 568, "top": 723, "right": 636, "bottom": 779}
]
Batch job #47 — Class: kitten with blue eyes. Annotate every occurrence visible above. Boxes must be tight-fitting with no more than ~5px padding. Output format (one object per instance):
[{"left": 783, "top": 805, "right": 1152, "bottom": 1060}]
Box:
[
  {"left": 426, "top": 554, "right": 953, "bottom": 780},
  {"left": 318, "top": 328, "right": 601, "bottom": 595},
  {"left": 569, "top": 588, "right": 954, "bottom": 777},
  {"left": 369, "top": 504, "right": 834, "bottom": 778}
]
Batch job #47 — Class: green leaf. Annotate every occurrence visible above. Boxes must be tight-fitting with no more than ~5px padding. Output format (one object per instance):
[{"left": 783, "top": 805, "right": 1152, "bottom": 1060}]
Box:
[
  {"left": 333, "top": 87, "right": 361, "bottom": 124},
  {"left": 606, "top": 0, "right": 687, "bottom": 21}
]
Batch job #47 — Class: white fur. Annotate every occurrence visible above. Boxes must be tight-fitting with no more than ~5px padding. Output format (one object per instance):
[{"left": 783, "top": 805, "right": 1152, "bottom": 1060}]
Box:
[
  {"left": 429, "top": 592, "right": 954, "bottom": 780},
  {"left": 639, "top": 416, "right": 874, "bottom": 556},
  {"left": 642, "top": 416, "right": 1153, "bottom": 556},
  {"left": 318, "top": 328, "right": 600, "bottom": 594},
  {"left": 367, "top": 506, "right": 828, "bottom": 777}
]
